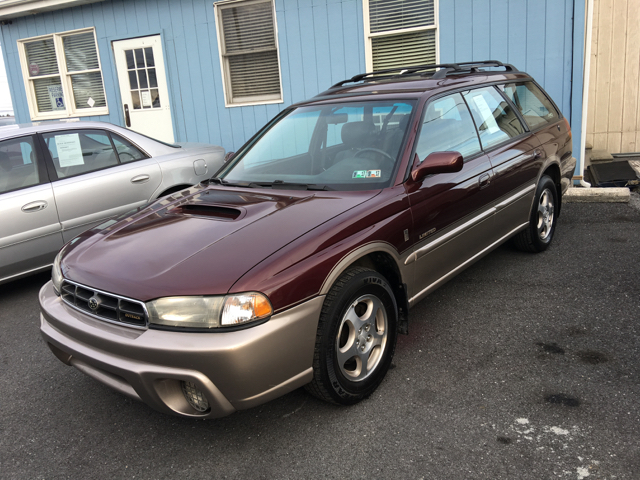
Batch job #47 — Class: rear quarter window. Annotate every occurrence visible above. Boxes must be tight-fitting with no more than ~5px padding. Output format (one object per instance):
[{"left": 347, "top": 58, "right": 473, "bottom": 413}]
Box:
[{"left": 501, "top": 82, "right": 559, "bottom": 129}]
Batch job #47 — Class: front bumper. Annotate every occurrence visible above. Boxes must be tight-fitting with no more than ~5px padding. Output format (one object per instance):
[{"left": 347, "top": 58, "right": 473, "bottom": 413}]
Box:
[{"left": 39, "top": 281, "right": 323, "bottom": 418}]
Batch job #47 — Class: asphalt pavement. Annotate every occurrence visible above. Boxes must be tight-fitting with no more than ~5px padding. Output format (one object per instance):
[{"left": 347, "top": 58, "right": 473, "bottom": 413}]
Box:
[{"left": 1, "top": 198, "right": 639, "bottom": 480}]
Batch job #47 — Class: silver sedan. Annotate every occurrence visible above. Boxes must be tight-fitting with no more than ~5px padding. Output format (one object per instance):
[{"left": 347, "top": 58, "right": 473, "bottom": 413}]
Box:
[{"left": 0, "top": 121, "right": 225, "bottom": 284}]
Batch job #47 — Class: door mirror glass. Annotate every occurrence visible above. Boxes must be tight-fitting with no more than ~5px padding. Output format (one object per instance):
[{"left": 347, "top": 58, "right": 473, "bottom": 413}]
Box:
[{"left": 411, "top": 151, "right": 463, "bottom": 182}]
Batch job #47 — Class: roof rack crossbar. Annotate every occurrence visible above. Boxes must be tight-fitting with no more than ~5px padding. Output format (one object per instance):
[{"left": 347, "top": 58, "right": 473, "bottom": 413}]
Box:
[{"left": 330, "top": 60, "right": 519, "bottom": 88}]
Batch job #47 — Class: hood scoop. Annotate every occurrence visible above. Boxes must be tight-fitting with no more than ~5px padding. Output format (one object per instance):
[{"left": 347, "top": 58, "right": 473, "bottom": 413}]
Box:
[{"left": 171, "top": 203, "right": 243, "bottom": 221}]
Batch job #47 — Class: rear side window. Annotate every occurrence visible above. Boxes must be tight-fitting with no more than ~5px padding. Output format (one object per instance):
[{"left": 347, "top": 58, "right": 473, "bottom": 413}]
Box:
[
  {"left": 501, "top": 82, "right": 559, "bottom": 129},
  {"left": 415, "top": 93, "right": 481, "bottom": 161},
  {"left": 463, "top": 86, "right": 525, "bottom": 150},
  {"left": 0, "top": 136, "right": 42, "bottom": 194},
  {"left": 43, "top": 129, "right": 119, "bottom": 178},
  {"left": 111, "top": 134, "right": 147, "bottom": 163}
]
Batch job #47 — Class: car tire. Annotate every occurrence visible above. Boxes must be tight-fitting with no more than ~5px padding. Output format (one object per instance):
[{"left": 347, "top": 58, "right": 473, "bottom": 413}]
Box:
[
  {"left": 514, "top": 175, "right": 558, "bottom": 253},
  {"left": 305, "top": 267, "right": 398, "bottom": 405}
]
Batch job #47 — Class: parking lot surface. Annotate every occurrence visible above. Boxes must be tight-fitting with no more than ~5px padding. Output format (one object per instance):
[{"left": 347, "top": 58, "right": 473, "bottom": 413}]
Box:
[{"left": 1, "top": 199, "right": 639, "bottom": 479}]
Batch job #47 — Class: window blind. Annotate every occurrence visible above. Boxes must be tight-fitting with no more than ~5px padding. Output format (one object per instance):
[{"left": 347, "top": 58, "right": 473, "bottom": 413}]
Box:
[
  {"left": 369, "top": 0, "right": 435, "bottom": 33},
  {"left": 372, "top": 29, "right": 436, "bottom": 71},
  {"left": 219, "top": 0, "right": 281, "bottom": 104},
  {"left": 63, "top": 32, "right": 100, "bottom": 71},
  {"left": 24, "top": 39, "right": 59, "bottom": 76}
]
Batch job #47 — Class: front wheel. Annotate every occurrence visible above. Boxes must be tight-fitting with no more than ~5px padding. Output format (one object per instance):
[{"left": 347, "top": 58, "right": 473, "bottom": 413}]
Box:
[
  {"left": 305, "top": 267, "right": 398, "bottom": 405},
  {"left": 514, "top": 175, "right": 558, "bottom": 252}
]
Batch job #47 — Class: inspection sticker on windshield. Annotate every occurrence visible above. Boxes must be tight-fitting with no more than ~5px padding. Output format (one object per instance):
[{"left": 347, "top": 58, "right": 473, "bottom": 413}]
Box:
[{"left": 353, "top": 170, "right": 381, "bottom": 178}]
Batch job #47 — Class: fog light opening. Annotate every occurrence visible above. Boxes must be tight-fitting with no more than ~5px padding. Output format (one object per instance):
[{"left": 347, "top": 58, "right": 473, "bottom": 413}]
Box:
[{"left": 181, "top": 381, "right": 210, "bottom": 413}]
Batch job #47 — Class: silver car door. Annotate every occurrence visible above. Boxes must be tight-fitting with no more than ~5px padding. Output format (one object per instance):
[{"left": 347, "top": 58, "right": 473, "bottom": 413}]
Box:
[
  {"left": 42, "top": 129, "right": 162, "bottom": 242},
  {"left": 0, "top": 136, "right": 63, "bottom": 283}
]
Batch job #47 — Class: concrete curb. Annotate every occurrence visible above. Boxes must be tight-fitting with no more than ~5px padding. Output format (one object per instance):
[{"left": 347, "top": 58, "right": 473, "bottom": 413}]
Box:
[{"left": 564, "top": 187, "right": 630, "bottom": 203}]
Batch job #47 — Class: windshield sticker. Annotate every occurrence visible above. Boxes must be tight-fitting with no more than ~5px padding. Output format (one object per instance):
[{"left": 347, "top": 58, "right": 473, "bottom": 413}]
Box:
[
  {"left": 352, "top": 170, "right": 381, "bottom": 179},
  {"left": 55, "top": 133, "right": 84, "bottom": 167}
]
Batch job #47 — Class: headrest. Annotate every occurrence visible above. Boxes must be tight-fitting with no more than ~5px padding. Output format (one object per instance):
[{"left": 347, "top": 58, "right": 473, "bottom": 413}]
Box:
[{"left": 341, "top": 122, "right": 375, "bottom": 148}]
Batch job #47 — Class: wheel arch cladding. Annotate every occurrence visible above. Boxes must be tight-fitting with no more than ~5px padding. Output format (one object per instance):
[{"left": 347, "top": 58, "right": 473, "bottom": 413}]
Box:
[
  {"left": 350, "top": 251, "right": 409, "bottom": 335},
  {"left": 543, "top": 163, "right": 562, "bottom": 217}
]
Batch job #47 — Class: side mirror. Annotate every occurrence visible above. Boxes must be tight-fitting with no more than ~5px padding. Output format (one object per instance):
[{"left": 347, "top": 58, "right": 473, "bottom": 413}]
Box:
[
  {"left": 224, "top": 151, "right": 236, "bottom": 162},
  {"left": 411, "top": 151, "right": 463, "bottom": 182}
]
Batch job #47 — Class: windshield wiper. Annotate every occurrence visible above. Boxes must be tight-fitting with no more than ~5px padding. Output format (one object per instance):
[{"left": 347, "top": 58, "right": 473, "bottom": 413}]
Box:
[
  {"left": 210, "top": 178, "right": 332, "bottom": 191},
  {"left": 261, "top": 180, "right": 332, "bottom": 191},
  {"left": 209, "top": 177, "right": 258, "bottom": 188}
]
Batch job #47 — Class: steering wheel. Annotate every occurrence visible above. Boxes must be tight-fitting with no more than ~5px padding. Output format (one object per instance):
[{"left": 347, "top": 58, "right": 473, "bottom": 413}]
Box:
[{"left": 354, "top": 148, "right": 396, "bottom": 169}]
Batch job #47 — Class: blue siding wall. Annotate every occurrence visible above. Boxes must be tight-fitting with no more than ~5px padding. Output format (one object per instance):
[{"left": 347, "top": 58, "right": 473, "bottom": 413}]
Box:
[
  {"left": 1, "top": 0, "right": 584, "bottom": 169},
  {"left": 0, "top": 0, "right": 366, "bottom": 152},
  {"left": 439, "top": 0, "right": 575, "bottom": 124}
]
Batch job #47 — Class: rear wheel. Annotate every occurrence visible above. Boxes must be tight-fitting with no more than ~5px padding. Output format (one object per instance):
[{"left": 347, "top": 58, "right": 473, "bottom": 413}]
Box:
[
  {"left": 514, "top": 175, "right": 558, "bottom": 252},
  {"left": 305, "top": 267, "right": 398, "bottom": 405}
]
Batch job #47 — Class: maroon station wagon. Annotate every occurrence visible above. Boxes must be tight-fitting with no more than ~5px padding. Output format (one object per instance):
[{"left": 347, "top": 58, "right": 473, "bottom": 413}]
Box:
[{"left": 40, "top": 61, "right": 576, "bottom": 418}]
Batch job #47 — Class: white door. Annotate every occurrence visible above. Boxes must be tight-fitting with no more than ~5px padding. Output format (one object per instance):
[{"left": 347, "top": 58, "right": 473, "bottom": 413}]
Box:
[{"left": 113, "top": 35, "right": 175, "bottom": 143}]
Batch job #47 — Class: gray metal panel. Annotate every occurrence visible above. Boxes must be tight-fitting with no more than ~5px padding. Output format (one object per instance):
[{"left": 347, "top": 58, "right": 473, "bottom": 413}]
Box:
[
  {"left": 51, "top": 158, "right": 162, "bottom": 242},
  {"left": 0, "top": 183, "right": 63, "bottom": 282}
]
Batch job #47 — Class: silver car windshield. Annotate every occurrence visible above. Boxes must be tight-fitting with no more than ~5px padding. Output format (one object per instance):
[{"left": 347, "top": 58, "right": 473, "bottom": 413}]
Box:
[{"left": 221, "top": 101, "right": 415, "bottom": 191}]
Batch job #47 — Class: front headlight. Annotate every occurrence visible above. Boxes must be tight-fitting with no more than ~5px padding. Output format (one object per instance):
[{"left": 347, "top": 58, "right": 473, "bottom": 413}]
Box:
[
  {"left": 147, "top": 292, "right": 272, "bottom": 330},
  {"left": 52, "top": 251, "right": 63, "bottom": 295}
]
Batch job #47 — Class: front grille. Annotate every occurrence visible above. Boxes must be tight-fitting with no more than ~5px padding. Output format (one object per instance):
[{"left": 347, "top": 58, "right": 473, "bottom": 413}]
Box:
[{"left": 60, "top": 280, "right": 148, "bottom": 328}]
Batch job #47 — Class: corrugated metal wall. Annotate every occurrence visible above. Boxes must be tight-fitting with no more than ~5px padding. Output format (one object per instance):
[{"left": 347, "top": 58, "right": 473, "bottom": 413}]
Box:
[
  {"left": 0, "top": 0, "right": 366, "bottom": 152},
  {"left": 1, "top": 0, "right": 578, "bottom": 154},
  {"left": 586, "top": 0, "right": 640, "bottom": 154}
]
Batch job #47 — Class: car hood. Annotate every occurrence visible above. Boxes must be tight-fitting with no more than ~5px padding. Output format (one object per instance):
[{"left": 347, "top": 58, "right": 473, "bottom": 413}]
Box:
[{"left": 61, "top": 185, "right": 379, "bottom": 301}]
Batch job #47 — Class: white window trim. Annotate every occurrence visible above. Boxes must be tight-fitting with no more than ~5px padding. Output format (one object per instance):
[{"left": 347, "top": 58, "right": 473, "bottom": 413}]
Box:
[
  {"left": 214, "top": 0, "right": 284, "bottom": 108},
  {"left": 362, "top": 0, "right": 440, "bottom": 73},
  {"left": 17, "top": 27, "right": 109, "bottom": 121}
]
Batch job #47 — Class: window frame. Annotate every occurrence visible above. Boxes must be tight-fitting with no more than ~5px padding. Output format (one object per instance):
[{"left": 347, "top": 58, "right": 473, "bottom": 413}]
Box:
[
  {"left": 214, "top": 0, "right": 284, "bottom": 108},
  {"left": 363, "top": 0, "right": 440, "bottom": 72},
  {"left": 17, "top": 27, "right": 109, "bottom": 121},
  {"left": 39, "top": 129, "right": 145, "bottom": 181}
]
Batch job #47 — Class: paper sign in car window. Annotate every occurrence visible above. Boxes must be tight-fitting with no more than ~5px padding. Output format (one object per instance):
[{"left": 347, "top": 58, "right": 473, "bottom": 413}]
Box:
[
  {"left": 366, "top": 170, "right": 381, "bottom": 178},
  {"left": 472, "top": 95, "right": 501, "bottom": 134},
  {"left": 55, "top": 134, "right": 85, "bottom": 167}
]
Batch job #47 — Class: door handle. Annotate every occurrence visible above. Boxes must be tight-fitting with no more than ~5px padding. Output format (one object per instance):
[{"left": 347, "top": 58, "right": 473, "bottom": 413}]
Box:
[
  {"left": 479, "top": 173, "right": 491, "bottom": 189},
  {"left": 131, "top": 174, "right": 150, "bottom": 184},
  {"left": 21, "top": 200, "right": 48, "bottom": 213},
  {"left": 124, "top": 104, "right": 131, "bottom": 127}
]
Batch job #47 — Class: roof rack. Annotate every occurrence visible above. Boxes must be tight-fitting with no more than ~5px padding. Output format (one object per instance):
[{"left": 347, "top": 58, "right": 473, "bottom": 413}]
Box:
[{"left": 330, "top": 60, "right": 519, "bottom": 88}]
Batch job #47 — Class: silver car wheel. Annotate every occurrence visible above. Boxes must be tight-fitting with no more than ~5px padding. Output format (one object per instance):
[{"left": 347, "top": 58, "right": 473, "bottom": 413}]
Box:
[
  {"left": 537, "top": 188, "right": 555, "bottom": 241},
  {"left": 336, "top": 294, "right": 388, "bottom": 382}
]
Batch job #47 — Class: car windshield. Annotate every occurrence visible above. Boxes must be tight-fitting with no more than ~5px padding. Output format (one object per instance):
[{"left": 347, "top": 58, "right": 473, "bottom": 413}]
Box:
[{"left": 220, "top": 101, "right": 415, "bottom": 191}]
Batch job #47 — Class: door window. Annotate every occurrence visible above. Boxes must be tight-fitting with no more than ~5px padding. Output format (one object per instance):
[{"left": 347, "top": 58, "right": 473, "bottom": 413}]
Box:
[
  {"left": 500, "top": 82, "right": 559, "bottom": 129},
  {"left": 111, "top": 134, "right": 147, "bottom": 163},
  {"left": 43, "top": 130, "right": 119, "bottom": 178},
  {"left": 125, "top": 47, "right": 161, "bottom": 109},
  {"left": 415, "top": 93, "right": 481, "bottom": 161},
  {"left": 0, "top": 137, "right": 42, "bottom": 194},
  {"left": 463, "top": 86, "right": 525, "bottom": 150}
]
